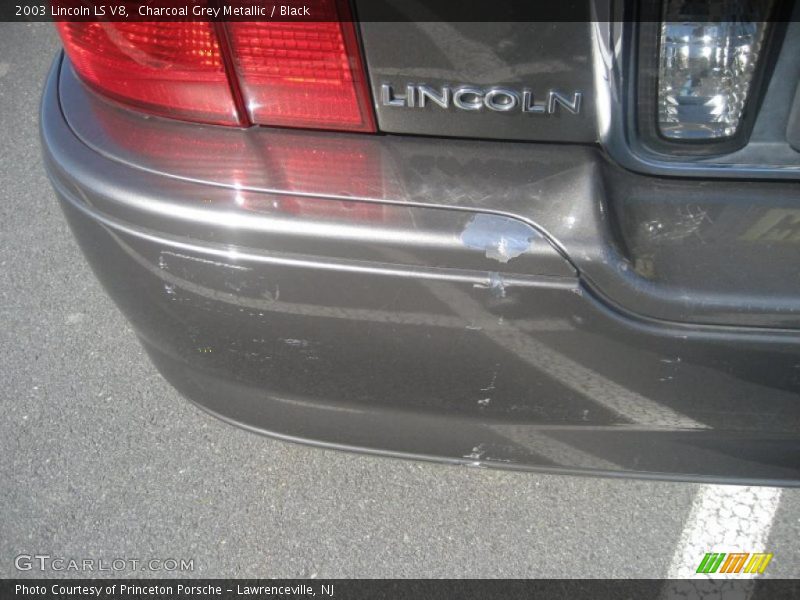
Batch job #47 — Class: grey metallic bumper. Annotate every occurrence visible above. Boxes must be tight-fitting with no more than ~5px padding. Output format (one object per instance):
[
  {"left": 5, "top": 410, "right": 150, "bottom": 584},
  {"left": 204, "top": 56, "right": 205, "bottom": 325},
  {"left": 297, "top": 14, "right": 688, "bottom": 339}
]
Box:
[{"left": 42, "top": 55, "right": 800, "bottom": 485}]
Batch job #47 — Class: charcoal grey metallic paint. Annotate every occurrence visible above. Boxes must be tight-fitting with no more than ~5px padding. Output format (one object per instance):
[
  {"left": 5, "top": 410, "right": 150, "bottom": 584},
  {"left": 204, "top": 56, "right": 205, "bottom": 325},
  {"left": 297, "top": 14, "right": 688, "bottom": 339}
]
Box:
[
  {"left": 356, "top": 6, "right": 800, "bottom": 177},
  {"left": 359, "top": 21, "right": 597, "bottom": 142},
  {"left": 42, "top": 56, "right": 800, "bottom": 485}
]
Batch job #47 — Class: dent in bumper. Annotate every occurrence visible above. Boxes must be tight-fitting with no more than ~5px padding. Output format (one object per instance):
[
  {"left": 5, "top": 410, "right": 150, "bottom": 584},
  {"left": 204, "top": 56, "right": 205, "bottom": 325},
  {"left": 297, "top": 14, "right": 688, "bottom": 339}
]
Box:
[{"left": 43, "top": 55, "right": 800, "bottom": 484}]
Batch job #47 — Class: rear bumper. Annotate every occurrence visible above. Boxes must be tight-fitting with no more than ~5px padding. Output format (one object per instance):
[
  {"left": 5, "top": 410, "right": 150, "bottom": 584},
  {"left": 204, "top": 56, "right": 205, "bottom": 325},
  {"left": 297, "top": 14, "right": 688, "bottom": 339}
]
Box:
[{"left": 43, "top": 55, "right": 800, "bottom": 484}]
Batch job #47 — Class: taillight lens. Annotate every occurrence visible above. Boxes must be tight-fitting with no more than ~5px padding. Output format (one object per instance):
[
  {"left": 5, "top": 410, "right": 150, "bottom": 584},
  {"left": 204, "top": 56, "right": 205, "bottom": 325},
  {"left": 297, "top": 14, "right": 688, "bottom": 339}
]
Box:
[
  {"left": 657, "top": 0, "right": 773, "bottom": 140},
  {"left": 56, "top": 21, "right": 242, "bottom": 126},
  {"left": 226, "top": 19, "right": 375, "bottom": 132},
  {"left": 54, "top": 1, "right": 376, "bottom": 132}
]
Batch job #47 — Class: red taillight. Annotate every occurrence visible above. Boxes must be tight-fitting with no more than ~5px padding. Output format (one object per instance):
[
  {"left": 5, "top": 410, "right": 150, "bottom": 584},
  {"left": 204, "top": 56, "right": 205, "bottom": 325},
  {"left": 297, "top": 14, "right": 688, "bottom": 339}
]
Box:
[
  {"left": 55, "top": 2, "right": 376, "bottom": 132},
  {"left": 56, "top": 21, "right": 242, "bottom": 126},
  {"left": 226, "top": 19, "right": 375, "bottom": 132}
]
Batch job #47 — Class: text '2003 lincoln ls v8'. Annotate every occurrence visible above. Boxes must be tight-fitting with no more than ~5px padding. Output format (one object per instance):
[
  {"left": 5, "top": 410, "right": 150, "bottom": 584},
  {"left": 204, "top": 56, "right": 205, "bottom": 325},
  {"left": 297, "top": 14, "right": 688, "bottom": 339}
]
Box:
[{"left": 41, "top": 0, "right": 800, "bottom": 484}]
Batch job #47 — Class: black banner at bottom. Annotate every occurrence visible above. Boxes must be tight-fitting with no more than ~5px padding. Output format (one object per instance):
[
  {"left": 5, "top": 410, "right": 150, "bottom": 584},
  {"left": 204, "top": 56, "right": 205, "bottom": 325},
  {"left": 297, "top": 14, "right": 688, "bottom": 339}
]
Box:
[{"left": 2, "top": 579, "right": 800, "bottom": 600}]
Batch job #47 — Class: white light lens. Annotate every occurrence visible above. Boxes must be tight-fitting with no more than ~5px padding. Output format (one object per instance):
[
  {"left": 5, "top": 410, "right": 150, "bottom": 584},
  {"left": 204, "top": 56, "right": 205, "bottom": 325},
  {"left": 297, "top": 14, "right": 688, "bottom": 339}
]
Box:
[{"left": 658, "top": 0, "right": 772, "bottom": 140}]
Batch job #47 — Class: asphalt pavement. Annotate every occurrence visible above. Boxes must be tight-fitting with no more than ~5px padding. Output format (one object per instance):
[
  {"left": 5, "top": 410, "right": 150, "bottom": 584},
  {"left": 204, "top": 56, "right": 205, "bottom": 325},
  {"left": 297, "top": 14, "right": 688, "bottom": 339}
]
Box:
[{"left": 0, "top": 23, "right": 798, "bottom": 579}]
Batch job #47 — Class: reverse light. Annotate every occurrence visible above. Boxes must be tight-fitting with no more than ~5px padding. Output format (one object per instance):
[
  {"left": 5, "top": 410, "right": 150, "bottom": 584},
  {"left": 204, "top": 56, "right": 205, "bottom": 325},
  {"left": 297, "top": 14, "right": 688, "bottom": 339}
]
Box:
[
  {"left": 657, "top": 0, "right": 773, "bottom": 140},
  {"left": 55, "top": 1, "right": 375, "bottom": 132}
]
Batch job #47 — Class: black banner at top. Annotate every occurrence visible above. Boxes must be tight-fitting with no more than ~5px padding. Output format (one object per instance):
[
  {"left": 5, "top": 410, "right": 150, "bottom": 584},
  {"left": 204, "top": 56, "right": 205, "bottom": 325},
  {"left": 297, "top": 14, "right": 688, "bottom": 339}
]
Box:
[{"left": 1, "top": 0, "right": 797, "bottom": 22}]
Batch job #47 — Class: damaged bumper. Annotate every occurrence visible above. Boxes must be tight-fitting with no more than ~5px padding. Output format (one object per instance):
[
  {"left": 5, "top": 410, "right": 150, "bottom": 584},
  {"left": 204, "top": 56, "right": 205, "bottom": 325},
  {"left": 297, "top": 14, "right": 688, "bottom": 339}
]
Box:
[{"left": 43, "top": 56, "right": 800, "bottom": 484}]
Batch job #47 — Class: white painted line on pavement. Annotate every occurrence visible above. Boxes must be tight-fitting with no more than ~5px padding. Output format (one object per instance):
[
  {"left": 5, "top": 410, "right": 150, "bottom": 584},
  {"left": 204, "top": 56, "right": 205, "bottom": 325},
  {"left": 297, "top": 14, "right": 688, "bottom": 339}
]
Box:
[{"left": 666, "top": 485, "right": 782, "bottom": 579}]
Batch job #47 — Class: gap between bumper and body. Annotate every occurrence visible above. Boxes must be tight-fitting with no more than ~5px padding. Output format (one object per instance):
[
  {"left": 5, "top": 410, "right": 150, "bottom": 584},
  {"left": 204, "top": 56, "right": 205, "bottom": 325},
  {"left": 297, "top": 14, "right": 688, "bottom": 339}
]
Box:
[{"left": 42, "top": 55, "right": 800, "bottom": 484}]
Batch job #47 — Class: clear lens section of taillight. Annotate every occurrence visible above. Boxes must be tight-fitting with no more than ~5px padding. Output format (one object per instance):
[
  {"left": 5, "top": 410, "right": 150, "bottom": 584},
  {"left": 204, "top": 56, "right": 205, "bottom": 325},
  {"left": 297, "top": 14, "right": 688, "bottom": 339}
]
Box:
[
  {"left": 225, "top": 2, "right": 375, "bottom": 132},
  {"left": 56, "top": 20, "right": 242, "bottom": 126},
  {"left": 658, "top": 0, "right": 772, "bottom": 140}
]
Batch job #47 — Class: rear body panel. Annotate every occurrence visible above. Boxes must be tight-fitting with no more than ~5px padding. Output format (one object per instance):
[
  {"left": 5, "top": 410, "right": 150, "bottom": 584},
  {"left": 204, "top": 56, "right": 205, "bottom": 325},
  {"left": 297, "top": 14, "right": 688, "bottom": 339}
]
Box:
[
  {"left": 359, "top": 20, "right": 597, "bottom": 142},
  {"left": 43, "top": 57, "right": 800, "bottom": 484}
]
